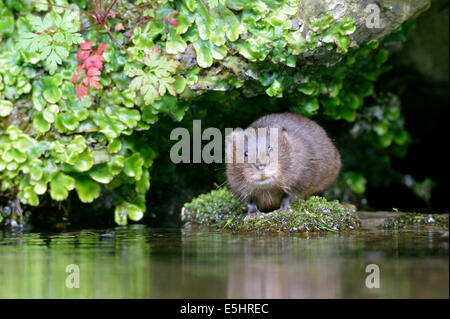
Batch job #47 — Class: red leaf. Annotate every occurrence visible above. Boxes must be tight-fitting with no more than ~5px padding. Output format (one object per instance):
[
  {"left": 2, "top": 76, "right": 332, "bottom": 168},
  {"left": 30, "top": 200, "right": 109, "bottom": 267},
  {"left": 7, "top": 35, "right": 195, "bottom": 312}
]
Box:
[
  {"left": 88, "top": 77, "right": 100, "bottom": 89},
  {"left": 76, "top": 83, "right": 88, "bottom": 101},
  {"left": 87, "top": 67, "right": 101, "bottom": 76},
  {"left": 80, "top": 41, "right": 92, "bottom": 51},
  {"left": 170, "top": 18, "right": 178, "bottom": 27},
  {"left": 84, "top": 54, "right": 103, "bottom": 69},
  {"left": 72, "top": 42, "right": 107, "bottom": 100},
  {"left": 164, "top": 16, "right": 169, "bottom": 23},
  {"left": 77, "top": 50, "right": 90, "bottom": 63},
  {"left": 70, "top": 73, "right": 80, "bottom": 84},
  {"left": 97, "top": 43, "right": 108, "bottom": 55}
]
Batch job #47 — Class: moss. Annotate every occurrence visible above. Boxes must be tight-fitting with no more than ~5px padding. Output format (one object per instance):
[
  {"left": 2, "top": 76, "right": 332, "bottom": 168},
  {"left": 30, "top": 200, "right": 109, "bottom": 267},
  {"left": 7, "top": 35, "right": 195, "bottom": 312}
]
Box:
[
  {"left": 381, "top": 213, "right": 449, "bottom": 230},
  {"left": 182, "top": 187, "right": 361, "bottom": 233}
]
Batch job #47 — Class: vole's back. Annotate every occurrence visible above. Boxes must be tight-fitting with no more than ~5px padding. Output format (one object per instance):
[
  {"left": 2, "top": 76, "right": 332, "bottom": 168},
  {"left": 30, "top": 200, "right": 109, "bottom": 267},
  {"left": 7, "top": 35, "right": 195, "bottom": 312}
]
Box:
[{"left": 249, "top": 112, "right": 341, "bottom": 199}]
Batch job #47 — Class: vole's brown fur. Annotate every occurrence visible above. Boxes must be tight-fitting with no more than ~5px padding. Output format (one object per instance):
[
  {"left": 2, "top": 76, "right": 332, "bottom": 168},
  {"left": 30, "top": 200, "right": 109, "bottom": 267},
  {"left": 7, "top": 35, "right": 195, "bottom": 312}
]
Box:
[{"left": 226, "top": 112, "right": 341, "bottom": 219}]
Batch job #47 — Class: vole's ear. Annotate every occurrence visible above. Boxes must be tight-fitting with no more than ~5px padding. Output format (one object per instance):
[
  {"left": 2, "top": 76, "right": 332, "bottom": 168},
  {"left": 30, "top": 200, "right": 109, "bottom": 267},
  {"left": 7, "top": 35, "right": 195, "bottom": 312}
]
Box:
[
  {"left": 225, "top": 129, "right": 245, "bottom": 164},
  {"left": 269, "top": 124, "right": 287, "bottom": 138},
  {"left": 279, "top": 124, "right": 288, "bottom": 134}
]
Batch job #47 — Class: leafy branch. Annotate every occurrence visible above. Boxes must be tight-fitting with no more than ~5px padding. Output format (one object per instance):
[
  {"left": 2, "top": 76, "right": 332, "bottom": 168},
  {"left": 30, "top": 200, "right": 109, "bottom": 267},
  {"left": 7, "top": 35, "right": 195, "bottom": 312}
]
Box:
[
  {"left": 126, "top": 47, "right": 179, "bottom": 105},
  {"left": 18, "top": 11, "right": 83, "bottom": 74}
]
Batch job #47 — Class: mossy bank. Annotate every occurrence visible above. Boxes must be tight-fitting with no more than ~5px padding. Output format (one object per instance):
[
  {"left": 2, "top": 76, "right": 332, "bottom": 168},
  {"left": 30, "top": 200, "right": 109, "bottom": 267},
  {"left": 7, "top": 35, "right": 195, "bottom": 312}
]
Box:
[{"left": 181, "top": 187, "right": 361, "bottom": 233}]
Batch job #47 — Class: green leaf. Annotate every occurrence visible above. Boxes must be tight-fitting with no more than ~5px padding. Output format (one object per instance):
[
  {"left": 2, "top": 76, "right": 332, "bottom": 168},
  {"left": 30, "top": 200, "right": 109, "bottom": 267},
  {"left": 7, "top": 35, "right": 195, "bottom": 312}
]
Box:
[
  {"left": 127, "top": 49, "right": 179, "bottom": 104},
  {"left": 88, "top": 164, "right": 114, "bottom": 184},
  {"left": 142, "top": 105, "right": 158, "bottom": 124},
  {"left": 41, "top": 76, "right": 62, "bottom": 103},
  {"left": 22, "top": 186, "right": 40, "bottom": 206},
  {"left": 74, "top": 176, "right": 101, "bottom": 203},
  {"left": 114, "top": 204, "right": 128, "bottom": 225},
  {"left": 301, "top": 97, "right": 320, "bottom": 115},
  {"left": 3, "top": 148, "right": 27, "bottom": 163},
  {"left": 0, "top": 7, "right": 14, "bottom": 36},
  {"left": 298, "top": 81, "right": 317, "bottom": 95},
  {"left": 166, "top": 32, "right": 187, "bottom": 54},
  {"left": 107, "top": 139, "right": 122, "bottom": 154},
  {"left": 43, "top": 104, "right": 59, "bottom": 123},
  {"left": 115, "top": 202, "right": 145, "bottom": 225},
  {"left": 19, "top": 12, "right": 79, "bottom": 74},
  {"left": 135, "top": 169, "right": 150, "bottom": 193},
  {"left": 152, "top": 96, "right": 187, "bottom": 122},
  {"left": 266, "top": 79, "right": 283, "bottom": 97},
  {"left": 193, "top": 40, "right": 213, "bottom": 68},
  {"left": 285, "top": 30, "right": 308, "bottom": 54},
  {"left": 107, "top": 105, "right": 141, "bottom": 129},
  {"left": 108, "top": 155, "right": 125, "bottom": 175},
  {"left": 123, "top": 153, "right": 144, "bottom": 180},
  {"left": 55, "top": 112, "right": 79, "bottom": 132},
  {"left": 173, "top": 76, "right": 186, "bottom": 94},
  {"left": 50, "top": 172, "right": 75, "bottom": 201},
  {"left": 393, "top": 129, "right": 409, "bottom": 145},
  {"left": 33, "top": 112, "right": 51, "bottom": 133},
  {"left": 30, "top": 162, "right": 44, "bottom": 181},
  {"left": 374, "top": 121, "right": 389, "bottom": 136},
  {"left": 73, "top": 149, "right": 94, "bottom": 172},
  {"left": 344, "top": 171, "right": 367, "bottom": 194},
  {"left": 0, "top": 100, "right": 13, "bottom": 117}
]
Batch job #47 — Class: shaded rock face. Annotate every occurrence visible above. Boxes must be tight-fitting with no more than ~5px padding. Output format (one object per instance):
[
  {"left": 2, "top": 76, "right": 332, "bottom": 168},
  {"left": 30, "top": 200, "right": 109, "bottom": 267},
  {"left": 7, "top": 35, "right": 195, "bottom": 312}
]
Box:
[
  {"left": 393, "top": 0, "right": 449, "bottom": 83},
  {"left": 298, "top": 0, "right": 431, "bottom": 45}
]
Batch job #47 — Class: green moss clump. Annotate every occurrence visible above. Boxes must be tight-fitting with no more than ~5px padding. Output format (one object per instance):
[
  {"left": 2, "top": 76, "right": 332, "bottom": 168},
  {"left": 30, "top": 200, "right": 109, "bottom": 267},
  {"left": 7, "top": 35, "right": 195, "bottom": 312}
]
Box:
[
  {"left": 182, "top": 187, "right": 360, "bottom": 233},
  {"left": 381, "top": 213, "right": 449, "bottom": 230}
]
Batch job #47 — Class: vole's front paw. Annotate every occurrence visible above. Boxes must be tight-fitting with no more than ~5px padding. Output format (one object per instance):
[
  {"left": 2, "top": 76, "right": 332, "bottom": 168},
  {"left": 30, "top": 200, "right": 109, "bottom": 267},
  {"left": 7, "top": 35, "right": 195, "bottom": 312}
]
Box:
[
  {"left": 275, "top": 197, "right": 291, "bottom": 213},
  {"left": 244, "top": 212, "right": 266, "bottom": 220},
  {"left": 275, "top": 207, "right": 291, "bottom": 213}
]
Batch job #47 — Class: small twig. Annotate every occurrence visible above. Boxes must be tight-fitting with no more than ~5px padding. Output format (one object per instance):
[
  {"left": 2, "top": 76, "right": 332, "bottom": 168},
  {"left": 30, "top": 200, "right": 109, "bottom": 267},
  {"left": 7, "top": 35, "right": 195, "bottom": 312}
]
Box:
[
  {"left": 78, "top": 22, "right": 101, "bottom": 33},
  {"left": 102, "top": 0, "right": 119, "bottom": 20},
  {"left": 87, "top": 0, "right": 99, "bottom": 19},
  {"left": 115, "top": 1, "right": 155, "bottom": 15},
  {"left": 104, "top": 23, "right": 137, "bottom": 67},
  {"left": 126, "top": 17, "right": 150, "bottom": 39}
]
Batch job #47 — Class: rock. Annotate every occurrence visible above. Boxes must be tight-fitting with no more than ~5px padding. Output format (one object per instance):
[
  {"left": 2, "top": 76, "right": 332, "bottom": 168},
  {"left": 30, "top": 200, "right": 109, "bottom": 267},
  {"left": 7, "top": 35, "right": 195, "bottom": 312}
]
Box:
[{"left": 298, "top": 0, "right": 431, "bottom": 46}]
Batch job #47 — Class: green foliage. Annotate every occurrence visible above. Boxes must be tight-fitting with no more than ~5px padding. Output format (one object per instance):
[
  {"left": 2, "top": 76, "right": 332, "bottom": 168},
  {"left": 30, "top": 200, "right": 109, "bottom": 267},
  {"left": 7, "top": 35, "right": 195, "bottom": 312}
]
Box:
[
  {"left": 126, "top": 48, "right": 180, "bottom": 105},
  {"left": 18, "top": 11, "right": 83, "bottom": 74},
  {"left": 0, "top": 1, "right": 14, "bottom": 37},
  {"left": 343, "top": 172, "right": 367, "bottom": 195}
]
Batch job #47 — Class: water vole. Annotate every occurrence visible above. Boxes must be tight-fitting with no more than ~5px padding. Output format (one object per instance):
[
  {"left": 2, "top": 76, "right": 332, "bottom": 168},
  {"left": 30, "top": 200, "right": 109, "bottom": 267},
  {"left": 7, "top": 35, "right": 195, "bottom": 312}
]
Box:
[{"left": 225, "top": 112, "right": 341, "bottom": 219}]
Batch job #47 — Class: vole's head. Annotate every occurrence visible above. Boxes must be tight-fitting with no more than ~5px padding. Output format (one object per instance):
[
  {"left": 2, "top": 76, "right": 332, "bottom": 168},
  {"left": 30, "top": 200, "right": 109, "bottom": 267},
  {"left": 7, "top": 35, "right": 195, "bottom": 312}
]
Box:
[{"left": 226, "top": 126, "right": 290, "bottom": 188}]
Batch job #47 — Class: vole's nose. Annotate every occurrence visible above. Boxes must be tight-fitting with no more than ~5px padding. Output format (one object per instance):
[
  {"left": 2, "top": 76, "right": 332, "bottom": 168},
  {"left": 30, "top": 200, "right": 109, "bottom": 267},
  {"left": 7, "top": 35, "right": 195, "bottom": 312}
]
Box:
[{"left": 256, "top": 163, "right": 266, "bottom": 171}]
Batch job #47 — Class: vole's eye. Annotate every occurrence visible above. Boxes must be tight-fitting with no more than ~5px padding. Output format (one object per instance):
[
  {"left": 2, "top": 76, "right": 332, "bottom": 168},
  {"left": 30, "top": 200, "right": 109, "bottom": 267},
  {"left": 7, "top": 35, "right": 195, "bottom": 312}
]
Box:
[
  {"left": 244, "top": 151, "right": 248, "bottom": 158},
  {"left": 267, "top": 146, "right": 273, "bottom": 153}
]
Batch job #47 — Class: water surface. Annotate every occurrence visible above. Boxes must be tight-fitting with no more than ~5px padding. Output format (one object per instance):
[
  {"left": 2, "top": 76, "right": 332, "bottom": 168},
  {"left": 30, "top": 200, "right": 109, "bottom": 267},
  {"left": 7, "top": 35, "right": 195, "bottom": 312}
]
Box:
[{"left": 0, "top": 217, "right": 448, "bottom": 298}]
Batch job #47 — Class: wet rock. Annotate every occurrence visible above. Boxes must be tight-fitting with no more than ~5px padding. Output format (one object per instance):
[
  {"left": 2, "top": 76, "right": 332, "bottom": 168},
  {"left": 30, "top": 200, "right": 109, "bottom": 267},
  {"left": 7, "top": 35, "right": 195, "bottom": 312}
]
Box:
[{"left": 297, "top": 0, "right": 431, "bottom": 46}]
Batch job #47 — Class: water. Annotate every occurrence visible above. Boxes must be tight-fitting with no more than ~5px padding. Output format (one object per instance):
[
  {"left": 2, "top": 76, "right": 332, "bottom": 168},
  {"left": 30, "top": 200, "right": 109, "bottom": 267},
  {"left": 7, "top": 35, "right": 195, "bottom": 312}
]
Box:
[{"left": 0, "top": 214, "right": 448, "bottom": 298}]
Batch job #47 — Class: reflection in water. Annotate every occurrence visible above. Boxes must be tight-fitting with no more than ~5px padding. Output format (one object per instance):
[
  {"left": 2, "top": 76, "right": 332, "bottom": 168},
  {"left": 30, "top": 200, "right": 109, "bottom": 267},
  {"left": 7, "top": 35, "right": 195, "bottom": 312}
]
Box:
[{"left": 0, "top": 224, "right": 448, "bottom": 298}]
